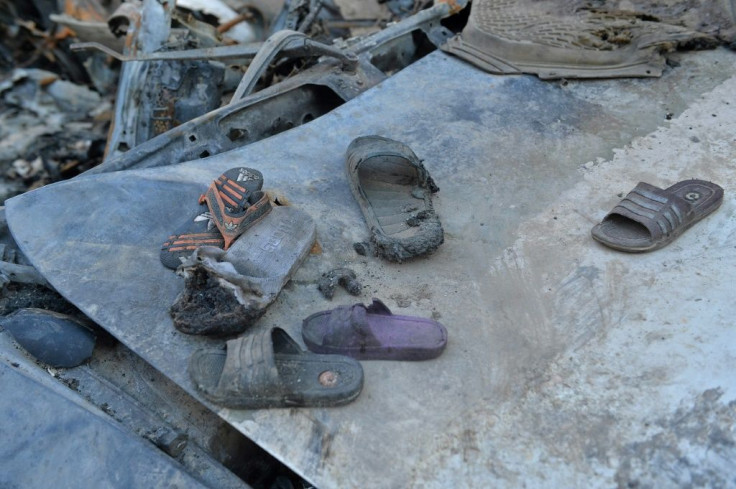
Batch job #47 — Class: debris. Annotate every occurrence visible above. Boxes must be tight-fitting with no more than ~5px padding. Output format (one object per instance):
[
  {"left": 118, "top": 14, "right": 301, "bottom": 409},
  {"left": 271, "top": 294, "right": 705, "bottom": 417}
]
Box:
[
  {"left": 49, "top": 14, "right": 125, "bottom": 52},
  {"left": 0, "top": 1, "right": 91, "bottom": 83},
  {"left": 8, "top": 157, "right": 44, "bottom": 181},
  {"left": 0, "top": 259, "right": 50, "bottom": 288},
  {"left": 317, "top": 267, "right": 361, "bottom": 299},
  {"left": 146, "top": 427, "right": 189, "bottom": 458},
  {"left": 170, "top": 206, "right": 315, "bottom": 335},
  {"left": 353, "top": 241, "right": 372, "bottom": 257},
  {"left": 444, "top": 0, "right": 734, "bottom": 79},
  {"left": 0, "top": 361, "right": 215, "bottom": 489},
  {"left": 380, "top": 0, "right": 417, "bottom": 17},
  {"left": 89, "top": 1, "right": 461, "bottom": 173},
  {"left": 333, "top": 0, "right": 391, "bottom": 36},
  {"left": 0, "top": 68, "right": 103, "bottom": 120},
  {"left": 0, "top": 68, "right": 110, "bottom": 186},
  {"left": 176, "top": 0, "right": 260, "bottom": 43},
  {"left": 0, "top": 308, "right": 96, "bottom": 368},
  {"left": 103, "top": 0, "right": 173, "bottom": 160},
  {"left": 170, "top": 260, "right": 265, "bottom": 336}
]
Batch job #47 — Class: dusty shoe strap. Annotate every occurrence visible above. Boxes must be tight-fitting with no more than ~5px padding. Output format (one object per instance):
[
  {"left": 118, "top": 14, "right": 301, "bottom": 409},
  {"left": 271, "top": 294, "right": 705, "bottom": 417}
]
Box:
[
  {"left": 324, "top": 304, "right": 381, "bottom": 348},
  {"left": 216, "top": 332, "right": 281, "bottom": 399},
  {"left": 608, "top": 182, "right": 691, "bottom": 241}
]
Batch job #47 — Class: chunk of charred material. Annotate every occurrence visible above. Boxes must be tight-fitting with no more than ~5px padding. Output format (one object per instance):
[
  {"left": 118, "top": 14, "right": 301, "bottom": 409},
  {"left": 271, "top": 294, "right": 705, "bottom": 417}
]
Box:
[{"left": 317, "top": 268, "right": 361, "bottom": 299}]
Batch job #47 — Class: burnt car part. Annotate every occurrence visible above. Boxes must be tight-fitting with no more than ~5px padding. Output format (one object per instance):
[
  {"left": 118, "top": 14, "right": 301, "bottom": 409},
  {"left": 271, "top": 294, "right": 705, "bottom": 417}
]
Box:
[
  {"left": 269, "top": 0, "right": 349, "bottom": 40},
  {"left": 102, "top": 0, "right": 174, "bottom": 160},
  {"left": 85, "top": 1, "right": 466, "bottom": 174},
  {"left": 230, "top": 29, "right": 358, "bottom": 101}
]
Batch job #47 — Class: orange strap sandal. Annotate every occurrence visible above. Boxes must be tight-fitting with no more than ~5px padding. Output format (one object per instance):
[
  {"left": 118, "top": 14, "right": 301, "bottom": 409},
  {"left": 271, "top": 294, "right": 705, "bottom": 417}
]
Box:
[
  {"left": 199, "top": 171, "right": 273, "bottom": 250},
  {"left": 160, "top": 168, "right": 264, "bottom": 269}
]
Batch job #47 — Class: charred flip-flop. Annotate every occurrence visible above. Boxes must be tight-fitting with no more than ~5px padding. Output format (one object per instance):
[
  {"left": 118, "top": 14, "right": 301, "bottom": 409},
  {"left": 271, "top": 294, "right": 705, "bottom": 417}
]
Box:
[
  {"left": 189, "top": 327, "right": 364, "bottom": 409},
  {"left": 302, "top": 299, "right": 448, "bottom": 361},
  {"left": 346, "top": 136, "right": 444, "bottom": 263},
  {"left": 160, "top": 167, "right": 265, "bottom": 269},
  {"left": 592, "top": 179, "right": 724, "bottom": 252}
]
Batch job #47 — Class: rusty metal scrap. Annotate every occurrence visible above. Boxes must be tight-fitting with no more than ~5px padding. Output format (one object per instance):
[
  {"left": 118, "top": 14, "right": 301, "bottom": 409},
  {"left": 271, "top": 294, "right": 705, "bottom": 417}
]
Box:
[{"left": 89, "top": 1, "right": 463, "bottom": 175}]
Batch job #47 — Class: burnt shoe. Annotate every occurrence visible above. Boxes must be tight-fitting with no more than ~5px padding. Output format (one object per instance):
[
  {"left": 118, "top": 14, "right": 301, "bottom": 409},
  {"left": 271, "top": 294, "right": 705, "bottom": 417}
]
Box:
[{"left": 346, "top": 136, "right": 444, "bottom": 263}]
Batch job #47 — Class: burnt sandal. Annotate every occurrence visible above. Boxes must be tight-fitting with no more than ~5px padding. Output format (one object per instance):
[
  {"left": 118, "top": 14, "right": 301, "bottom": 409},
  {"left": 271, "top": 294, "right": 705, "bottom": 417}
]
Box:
[{"left": 346, "top": 136, "right": 444, "bottom": 263}]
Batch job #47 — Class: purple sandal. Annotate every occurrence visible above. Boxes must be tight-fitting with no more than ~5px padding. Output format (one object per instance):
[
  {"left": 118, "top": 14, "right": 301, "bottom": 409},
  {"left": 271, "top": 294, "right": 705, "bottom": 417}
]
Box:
[{"left": 301, "top": 299, "right": 447, "bottom": 361}]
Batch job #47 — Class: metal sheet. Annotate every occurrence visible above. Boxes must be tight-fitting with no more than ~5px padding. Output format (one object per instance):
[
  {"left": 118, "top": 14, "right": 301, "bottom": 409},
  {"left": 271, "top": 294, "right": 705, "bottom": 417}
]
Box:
[
  {"left": 6, "top": 50, "right": 736, "bottom": 488},
  {"left": 0, "top": 359, "right": 210, "bottom": 489}
]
